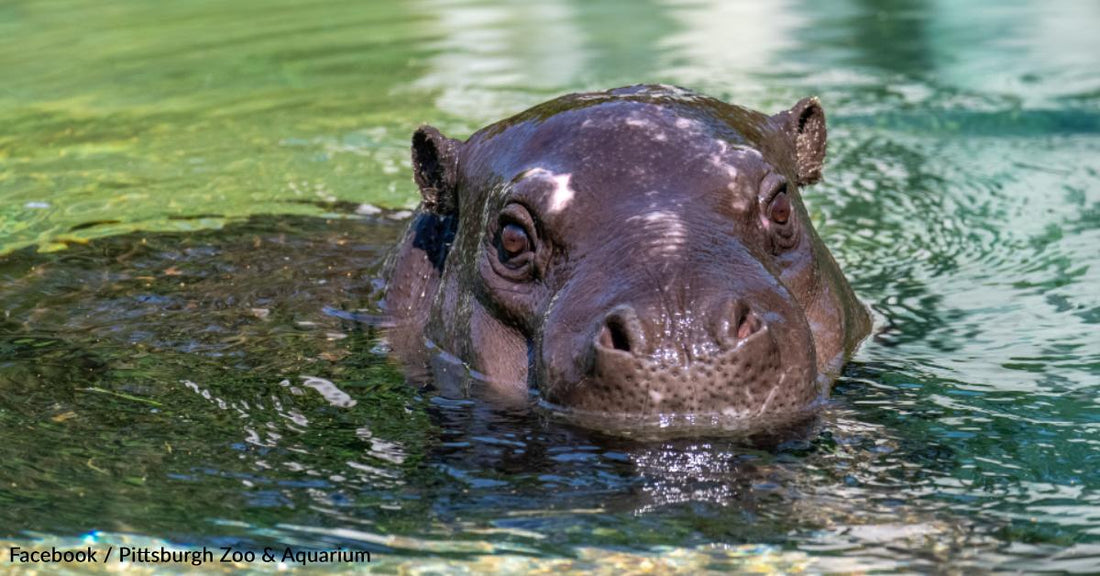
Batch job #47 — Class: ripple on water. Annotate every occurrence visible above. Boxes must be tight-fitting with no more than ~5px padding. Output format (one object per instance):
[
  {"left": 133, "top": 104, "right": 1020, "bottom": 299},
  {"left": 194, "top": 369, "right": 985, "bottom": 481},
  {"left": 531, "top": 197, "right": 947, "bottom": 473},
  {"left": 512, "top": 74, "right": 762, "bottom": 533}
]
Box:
[{"left": 1, "top": 0, "right": 1100, "bottom": 570}]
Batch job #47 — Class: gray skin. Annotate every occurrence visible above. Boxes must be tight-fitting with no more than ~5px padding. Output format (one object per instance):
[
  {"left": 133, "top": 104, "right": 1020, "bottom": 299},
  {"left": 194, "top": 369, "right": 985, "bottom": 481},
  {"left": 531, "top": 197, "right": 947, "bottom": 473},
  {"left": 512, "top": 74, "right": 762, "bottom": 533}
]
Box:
[{"left": 385, "top": 85, "right": 870, "bottom": 434}]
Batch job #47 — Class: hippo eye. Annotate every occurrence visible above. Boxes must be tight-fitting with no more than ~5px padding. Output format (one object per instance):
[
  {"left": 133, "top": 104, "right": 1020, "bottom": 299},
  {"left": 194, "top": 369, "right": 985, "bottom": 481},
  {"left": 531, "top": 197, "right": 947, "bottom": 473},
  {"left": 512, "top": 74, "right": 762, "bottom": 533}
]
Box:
[
  {"left": 768, "top": 189, "right": 791, "bottom": 224},
  {"left": 492, "top": 204, "right": 539, "bottom": 277},
  {"left": 500, "top": 223, "right": 530, "bottom": 258},
  {"left": 761, "top": 179, "right": 799, "bottom": 252}
]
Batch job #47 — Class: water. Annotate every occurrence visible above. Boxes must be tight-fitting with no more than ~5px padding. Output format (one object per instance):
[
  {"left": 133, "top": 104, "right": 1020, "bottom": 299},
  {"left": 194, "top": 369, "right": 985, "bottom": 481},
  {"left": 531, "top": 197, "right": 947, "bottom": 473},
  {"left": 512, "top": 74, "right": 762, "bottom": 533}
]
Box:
[{"left": 1, "top": 0, "right": 1099, "bottom": 572}]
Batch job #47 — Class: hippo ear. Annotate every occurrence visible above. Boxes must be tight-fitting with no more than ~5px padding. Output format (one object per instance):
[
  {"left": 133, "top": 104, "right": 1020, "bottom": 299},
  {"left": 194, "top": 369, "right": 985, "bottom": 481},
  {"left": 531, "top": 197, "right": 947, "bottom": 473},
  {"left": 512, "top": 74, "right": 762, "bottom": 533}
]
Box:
[
  {"left": 774, "top": 97, "right": 827, "bottom": 186},
  {"left": 411, "top": 125, "right": 461, "bottom": 215}
]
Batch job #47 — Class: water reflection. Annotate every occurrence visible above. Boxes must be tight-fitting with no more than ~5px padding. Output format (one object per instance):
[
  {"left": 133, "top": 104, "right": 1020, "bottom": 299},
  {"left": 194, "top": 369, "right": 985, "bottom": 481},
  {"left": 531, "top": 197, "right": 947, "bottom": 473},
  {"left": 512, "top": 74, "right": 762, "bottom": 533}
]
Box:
[
  {"left": 410, "top": 0, "right": 591, "bottom": 123},
  {"left": 409, "top": 0, "right": 800, "bottom": 121},
  {"left": 924, "top": 0, "right": 1100, "bottom": 104},
  {"left": 1, "top": 0, "right": 1099, "bottom": 570},
  {"left": 789, "top": 0, "right": 1100, "bottom": 106},
  {"left": 657, "top": 0, "right": 804, "bottom": 96}
]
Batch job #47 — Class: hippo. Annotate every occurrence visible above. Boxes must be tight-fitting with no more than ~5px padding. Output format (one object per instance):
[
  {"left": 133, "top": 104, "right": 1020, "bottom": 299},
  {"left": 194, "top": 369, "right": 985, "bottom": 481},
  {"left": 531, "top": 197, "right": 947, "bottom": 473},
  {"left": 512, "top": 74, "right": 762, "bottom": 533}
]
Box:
[{"left": 384, "top": 85, "right": 870, "bottom": 436}]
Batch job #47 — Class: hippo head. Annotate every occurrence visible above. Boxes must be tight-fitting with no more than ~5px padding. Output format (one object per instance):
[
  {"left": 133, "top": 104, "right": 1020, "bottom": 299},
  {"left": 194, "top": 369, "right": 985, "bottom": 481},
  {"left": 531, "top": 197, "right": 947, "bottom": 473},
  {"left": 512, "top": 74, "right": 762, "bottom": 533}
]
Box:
[{"left": 388, "top": 85, "right": 869, "bottom": 434}]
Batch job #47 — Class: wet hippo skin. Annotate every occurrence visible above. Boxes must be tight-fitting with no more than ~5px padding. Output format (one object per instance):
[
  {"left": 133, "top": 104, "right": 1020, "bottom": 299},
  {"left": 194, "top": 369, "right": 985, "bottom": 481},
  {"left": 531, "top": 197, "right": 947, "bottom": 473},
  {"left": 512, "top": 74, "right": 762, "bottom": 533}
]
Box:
[{"left": 384, "top": 85, "right": 871, "bottom": 436}]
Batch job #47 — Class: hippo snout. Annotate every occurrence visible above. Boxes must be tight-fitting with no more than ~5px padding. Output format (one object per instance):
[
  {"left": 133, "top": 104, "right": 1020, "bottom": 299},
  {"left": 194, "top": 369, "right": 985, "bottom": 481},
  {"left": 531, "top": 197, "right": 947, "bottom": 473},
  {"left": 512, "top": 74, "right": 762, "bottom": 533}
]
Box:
[{"left": 544, "top": 295, "right": 820, "bottom": 422}]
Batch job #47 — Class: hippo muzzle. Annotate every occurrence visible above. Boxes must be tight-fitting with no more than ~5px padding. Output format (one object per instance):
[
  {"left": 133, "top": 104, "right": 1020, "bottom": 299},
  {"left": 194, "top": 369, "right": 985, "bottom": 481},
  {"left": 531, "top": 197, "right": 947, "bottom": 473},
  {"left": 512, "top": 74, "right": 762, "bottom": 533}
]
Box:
[
  {"left": 385, "top": 85, "right": 870, "bottom": 436},
  {"left": 538, "top": 235, "right": 819, "bottom": 427}
]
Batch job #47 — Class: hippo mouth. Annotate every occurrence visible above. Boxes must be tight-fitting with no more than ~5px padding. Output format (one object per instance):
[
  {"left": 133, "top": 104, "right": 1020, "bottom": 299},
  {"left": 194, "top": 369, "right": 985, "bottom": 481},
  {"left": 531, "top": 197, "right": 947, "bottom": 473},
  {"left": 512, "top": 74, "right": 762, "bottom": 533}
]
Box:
[{"left": 537, "top": 398, "right": 826, "bottom": 441}]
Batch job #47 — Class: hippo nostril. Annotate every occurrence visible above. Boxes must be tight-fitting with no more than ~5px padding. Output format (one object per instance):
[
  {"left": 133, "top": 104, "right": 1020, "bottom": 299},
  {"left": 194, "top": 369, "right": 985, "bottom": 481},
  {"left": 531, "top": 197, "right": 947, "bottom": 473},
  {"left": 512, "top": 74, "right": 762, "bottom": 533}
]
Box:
[
  {"left": 595, "top": 305, "right": 646, "bottom": 355},
  {"left": 715, "top": 300, "right": 764, "bottom": 345},
  {"left": 600, "top": 318, "right": 633, "bottom": 352},
  {"left": 737, "top": 311, "right": 762, "bottom": 340}
]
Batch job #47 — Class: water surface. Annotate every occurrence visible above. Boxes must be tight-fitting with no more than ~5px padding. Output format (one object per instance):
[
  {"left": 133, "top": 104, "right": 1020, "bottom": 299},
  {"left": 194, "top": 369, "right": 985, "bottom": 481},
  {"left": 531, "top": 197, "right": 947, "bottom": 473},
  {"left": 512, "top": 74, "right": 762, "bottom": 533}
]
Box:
[{"left": 1, "top": 0, "right": 1099, "bottom": 572}]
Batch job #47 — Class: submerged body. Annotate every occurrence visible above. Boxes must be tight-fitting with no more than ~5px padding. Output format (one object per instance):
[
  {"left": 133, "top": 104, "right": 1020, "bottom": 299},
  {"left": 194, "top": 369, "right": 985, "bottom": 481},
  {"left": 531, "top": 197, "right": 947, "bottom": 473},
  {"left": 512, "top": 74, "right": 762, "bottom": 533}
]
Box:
[{"left": 385, "top": 85, "right": 870, "bottom": 435}]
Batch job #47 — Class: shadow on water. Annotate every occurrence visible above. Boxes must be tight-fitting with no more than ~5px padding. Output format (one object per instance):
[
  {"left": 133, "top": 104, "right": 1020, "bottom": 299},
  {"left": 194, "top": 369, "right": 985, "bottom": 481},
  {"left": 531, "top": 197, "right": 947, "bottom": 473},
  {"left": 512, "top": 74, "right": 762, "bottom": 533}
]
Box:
[
  {"left": 0, "top": 213, "right": 420, "bottom": 547},
  {"left": 0, "top": 212, "right": 1014, "bottom": 570}
]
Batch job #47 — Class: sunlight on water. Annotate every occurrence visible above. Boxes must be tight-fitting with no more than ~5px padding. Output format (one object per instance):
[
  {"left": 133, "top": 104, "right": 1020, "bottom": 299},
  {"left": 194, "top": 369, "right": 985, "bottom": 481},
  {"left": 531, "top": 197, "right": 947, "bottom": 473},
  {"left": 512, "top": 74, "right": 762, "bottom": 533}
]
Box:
[{"left": 1, "top": 0, "right": 1098, "bottom": 572}]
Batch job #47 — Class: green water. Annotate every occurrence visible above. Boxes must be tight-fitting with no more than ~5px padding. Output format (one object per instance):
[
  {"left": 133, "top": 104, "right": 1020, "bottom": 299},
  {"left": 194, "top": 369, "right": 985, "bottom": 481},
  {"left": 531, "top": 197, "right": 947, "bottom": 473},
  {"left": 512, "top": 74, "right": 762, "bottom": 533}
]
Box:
[{"left": 2, "top": 0, "right": 1099, "bottom": 572}]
